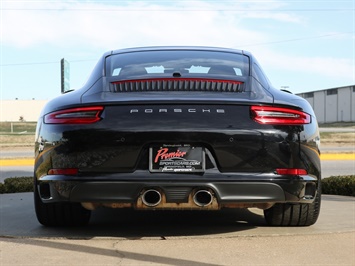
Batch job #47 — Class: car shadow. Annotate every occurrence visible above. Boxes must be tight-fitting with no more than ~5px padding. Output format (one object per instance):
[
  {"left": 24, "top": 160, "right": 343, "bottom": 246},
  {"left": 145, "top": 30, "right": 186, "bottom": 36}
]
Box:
[
  {"left": 0, "top": 192, "right": 268, "bottom": 239},
  {"left": 36, "top": 208, "right": 267, "bottom": 239}
]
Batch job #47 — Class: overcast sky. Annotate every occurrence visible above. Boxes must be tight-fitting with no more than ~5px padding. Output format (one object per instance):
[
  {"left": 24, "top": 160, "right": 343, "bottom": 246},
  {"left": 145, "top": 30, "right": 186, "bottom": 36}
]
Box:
[{"left": 1, "top": 0, "right": 354, "bottom": 100}]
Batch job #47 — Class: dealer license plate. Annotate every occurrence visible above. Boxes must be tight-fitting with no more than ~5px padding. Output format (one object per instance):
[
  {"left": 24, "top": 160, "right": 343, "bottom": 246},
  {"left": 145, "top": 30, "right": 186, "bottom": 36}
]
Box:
[{"left": 149, "top": 144, "right": 205, "bottom": 173}]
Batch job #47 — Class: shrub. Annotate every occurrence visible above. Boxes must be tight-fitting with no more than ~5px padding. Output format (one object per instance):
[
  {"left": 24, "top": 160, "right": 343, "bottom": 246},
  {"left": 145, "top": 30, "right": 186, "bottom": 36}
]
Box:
[
  {"left": 0, "top": 183, "right": 5, "bottom": 193},
  {"left": 2, "top": 177, "right": 33, "bottom": 194},
  {"left": 0, "top": 175, "right": 354, "bottom": 197},
  {"left": 321, "top": 175, "right": 355, "bottom": 197}
]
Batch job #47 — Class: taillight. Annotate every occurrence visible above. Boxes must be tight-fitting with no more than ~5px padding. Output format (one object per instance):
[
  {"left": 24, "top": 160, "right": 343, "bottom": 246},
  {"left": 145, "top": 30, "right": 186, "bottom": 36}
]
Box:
[
  {"left": 48, "top": 168, "right": 78, "bottom": 175},
  {"left": 276, "top": 168, "right": 308, "bottom": 175},
  {"left": 44, "top": 106, "right": 104, "bottom": 124},
  {"left": 250, "top": 106, "right": 311, "bottom": 125}
]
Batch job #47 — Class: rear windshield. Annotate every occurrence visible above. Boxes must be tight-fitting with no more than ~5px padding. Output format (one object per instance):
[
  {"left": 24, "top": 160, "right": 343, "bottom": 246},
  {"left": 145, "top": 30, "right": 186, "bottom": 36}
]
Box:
[{"left": 106, "top": 50, "right": 250, "bottom": 78}]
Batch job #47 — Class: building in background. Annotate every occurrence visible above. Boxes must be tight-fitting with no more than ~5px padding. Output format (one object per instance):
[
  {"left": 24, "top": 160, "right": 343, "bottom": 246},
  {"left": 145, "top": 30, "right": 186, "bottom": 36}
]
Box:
[
  {"left": 0, "top": 100, "right": 47, "bottom": 122},
  {"left": 297, "top": 85, "right": 355, "bottom": 124}
]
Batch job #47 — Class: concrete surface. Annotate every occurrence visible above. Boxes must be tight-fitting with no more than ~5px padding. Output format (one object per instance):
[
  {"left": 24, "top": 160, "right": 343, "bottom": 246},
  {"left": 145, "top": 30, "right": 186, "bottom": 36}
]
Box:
[
  {"left": 1, "top": 232, "right": 354, "bottom": 265},
  {"left": 0, "top": 193, "right": 354, "bottom": 265},
  {"left": 0, "top": 193, "right": 354, "bottom": 238}
]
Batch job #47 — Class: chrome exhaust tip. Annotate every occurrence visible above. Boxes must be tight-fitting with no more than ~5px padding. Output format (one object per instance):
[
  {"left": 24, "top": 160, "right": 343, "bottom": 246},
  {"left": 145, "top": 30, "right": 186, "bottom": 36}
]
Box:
[
  {"left": 142, "top": 189, "right": 162, "bottom": 207},
  {"left": 193, "top": 190, "right": 213, "bottom": 207}
]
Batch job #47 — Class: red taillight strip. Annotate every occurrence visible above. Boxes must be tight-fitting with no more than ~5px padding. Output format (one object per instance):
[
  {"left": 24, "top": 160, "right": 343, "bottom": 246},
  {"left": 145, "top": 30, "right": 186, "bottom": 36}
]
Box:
[
  {"left": 48, "top": 168, "right": 79, "bottom": 175},
  {"left": 276, "top": 168, "right": 308, "bottom": 175},
  {"left": 251, "top": 106, "right": 311, "bottom": 125},
  {"left": 111, "top": 78, "right": 244, "bottom": 85},
  {"left": 44, "top": 106, "right": 104, "bottom": 124}
]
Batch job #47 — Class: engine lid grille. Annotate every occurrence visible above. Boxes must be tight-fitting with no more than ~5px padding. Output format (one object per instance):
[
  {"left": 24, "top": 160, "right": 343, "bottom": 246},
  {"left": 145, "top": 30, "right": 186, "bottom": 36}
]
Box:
[{"left": 110, "top": 78, "right": 244, "bottom": 93}]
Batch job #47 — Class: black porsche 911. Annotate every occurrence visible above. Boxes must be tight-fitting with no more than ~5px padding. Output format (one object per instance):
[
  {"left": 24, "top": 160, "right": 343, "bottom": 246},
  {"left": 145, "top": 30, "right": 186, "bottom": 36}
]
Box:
[{"left": 34, "top": 46, "right": 321, "bottom": 227}]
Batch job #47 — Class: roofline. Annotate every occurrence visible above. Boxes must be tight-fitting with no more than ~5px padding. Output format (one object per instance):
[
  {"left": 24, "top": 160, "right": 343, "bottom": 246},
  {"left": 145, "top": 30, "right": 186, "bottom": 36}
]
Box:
[{"left": 103, "top": 46, "right": 249, "bottom": 57}]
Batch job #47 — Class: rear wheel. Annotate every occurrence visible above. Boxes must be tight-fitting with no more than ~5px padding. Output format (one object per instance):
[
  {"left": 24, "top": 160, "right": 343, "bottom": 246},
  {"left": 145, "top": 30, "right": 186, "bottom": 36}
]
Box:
[
  {"left": 34, "top": 182, "right": 91, "bottom": 226},
  {"left": 264, "top": 190, "right": 321, "bottom": 226}
]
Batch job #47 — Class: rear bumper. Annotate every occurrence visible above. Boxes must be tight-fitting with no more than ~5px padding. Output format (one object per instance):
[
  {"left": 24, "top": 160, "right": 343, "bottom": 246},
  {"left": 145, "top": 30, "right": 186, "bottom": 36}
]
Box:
[{"left": 36, "top": 172, "right": 319, "bottom": 209}]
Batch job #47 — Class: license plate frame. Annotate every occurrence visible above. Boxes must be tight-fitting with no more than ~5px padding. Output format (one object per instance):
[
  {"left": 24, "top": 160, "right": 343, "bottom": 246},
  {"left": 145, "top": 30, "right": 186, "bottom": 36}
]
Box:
[{"left": 149, "top": 144, "right": 205, "bottom": 173}]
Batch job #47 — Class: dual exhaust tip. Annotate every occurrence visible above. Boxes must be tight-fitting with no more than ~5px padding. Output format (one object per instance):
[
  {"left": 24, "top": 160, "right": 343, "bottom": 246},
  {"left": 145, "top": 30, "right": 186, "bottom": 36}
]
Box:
[
  {"left": 193, "top": 190, "right": 214, "bottom": 207},
  {"left": 141, "top": 189, "right": 214, "bottom": 208},
  {"left": 141, "top": 189, "right": 162, "bottom": 207}
]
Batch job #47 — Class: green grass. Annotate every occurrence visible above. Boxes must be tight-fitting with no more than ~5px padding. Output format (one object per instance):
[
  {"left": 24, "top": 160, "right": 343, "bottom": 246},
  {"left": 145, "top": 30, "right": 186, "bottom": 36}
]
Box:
[
  {"left": 0, "top": 122, "right": 37, "bottom": 134},
  {"left": 0, "top": 122, "right": 36, "bottom": 146},
  {"left": 319, "top": 122, "right": 355, "bottom": 127},
  {"left": 319, "top": 132, "right": 355, "bottom": 143},
  {"left": 319, "top": 132, "right": 350, "bottom": 139}
]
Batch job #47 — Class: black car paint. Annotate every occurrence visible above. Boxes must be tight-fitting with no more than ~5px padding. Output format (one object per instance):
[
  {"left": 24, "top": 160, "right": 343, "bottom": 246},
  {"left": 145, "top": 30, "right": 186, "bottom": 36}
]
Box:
[{"left": 34, "top": 47, "right": 321, "bottom": 216}]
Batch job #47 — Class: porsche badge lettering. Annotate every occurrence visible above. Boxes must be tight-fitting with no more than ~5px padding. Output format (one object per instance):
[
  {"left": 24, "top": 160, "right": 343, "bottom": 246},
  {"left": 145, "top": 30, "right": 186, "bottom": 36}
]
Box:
[{"left": 130, "top": 108, "right": 225, "bottom": 114}]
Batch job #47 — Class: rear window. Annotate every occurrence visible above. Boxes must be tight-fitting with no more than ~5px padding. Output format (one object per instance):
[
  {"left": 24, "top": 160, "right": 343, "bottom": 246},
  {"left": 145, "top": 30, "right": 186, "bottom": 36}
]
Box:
[{"left": 106, "top": 50, "right": 249, "bottom": 78}]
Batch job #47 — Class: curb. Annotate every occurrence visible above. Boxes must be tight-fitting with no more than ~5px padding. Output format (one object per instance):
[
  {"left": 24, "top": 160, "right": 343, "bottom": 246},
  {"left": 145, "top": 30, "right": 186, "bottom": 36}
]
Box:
[
  {"left": 0, "top": 159, "right": 34, "bottom": 166},
  {"left": 320, "top": 153, "right": 355, "bottom": 160}
]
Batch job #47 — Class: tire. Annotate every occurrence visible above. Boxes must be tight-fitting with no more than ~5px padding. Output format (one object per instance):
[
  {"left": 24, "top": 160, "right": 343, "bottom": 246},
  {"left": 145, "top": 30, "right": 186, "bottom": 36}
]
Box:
[
  {"left": 34, "top": 183, "right": 91, "bottom": 227},
  {"left": 264, "top": 190, "right": 321, "bottom": 226}
]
